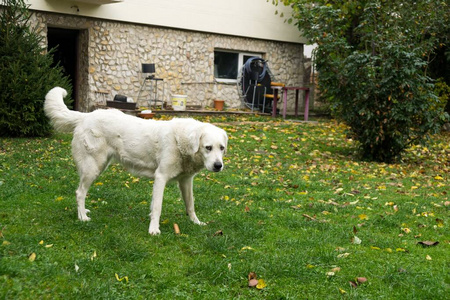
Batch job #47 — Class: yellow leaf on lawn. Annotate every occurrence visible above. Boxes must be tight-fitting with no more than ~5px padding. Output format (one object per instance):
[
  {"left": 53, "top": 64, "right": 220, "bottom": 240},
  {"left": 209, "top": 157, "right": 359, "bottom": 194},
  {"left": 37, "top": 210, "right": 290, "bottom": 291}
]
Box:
[
  {"left": 426, "top": 255, "right": 432, "bottom": 260},
  {"left": 39, "top": 240, "right": 44, "bottom": 245},
  {"left": 94, "top": 182, "right": 103, "bottom": 186},
  {"left": 2, "top": 241, "right": 11, "bottom": 246},
  {"left": 115, "top": 273, "right": 129, "bottom": 283},
  {"left": 45, "top": 244, "right": 53, "bottom": 248},
  {"left": 402, "top": 228, "right": 411, "bottom": 234},
  {"left": 256, "top": 279, "right": 267, "bottom": 289},
  {"left": 337, "top": 253, "right": 350, "bottom": 258},
  {"left": 28, "top": 253, "right": 36, "bottom": 262},
  {"left": 55, "top": 196, "right": 64, "bottom": 201},
  {"left": 358, "top": 214, "right": 369, "bottom": 220},
  {"left": 241, "top": 246, "right": 255, "bottom": 251},
  {"left": 434, "top": 175, "right": 443, "bottom": 180},
  {"left": 436, "top": 218, "right": 444, "bottom": 227},
  {"left": 339, "top": 288, "right": 347, "bottom": 294}
]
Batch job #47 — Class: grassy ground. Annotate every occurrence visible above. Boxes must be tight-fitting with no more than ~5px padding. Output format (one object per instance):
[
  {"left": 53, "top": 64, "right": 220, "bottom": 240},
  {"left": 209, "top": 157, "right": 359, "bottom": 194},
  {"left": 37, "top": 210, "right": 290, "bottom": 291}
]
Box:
[{"left": 0, "top": 115, "right": 449, "bottom": 299}]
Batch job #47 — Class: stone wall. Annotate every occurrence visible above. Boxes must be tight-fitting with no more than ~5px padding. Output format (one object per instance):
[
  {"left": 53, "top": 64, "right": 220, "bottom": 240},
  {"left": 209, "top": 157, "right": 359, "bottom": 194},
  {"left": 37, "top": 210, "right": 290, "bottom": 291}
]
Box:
[{"left": 30, "top": 11, "right": 305, "bottom": 112}]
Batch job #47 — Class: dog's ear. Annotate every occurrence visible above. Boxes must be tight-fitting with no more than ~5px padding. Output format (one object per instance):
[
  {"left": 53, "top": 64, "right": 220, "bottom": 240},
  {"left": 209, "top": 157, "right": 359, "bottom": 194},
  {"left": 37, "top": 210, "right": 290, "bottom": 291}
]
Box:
[
  {"left": 175, "top": 125, "right": 202, "bottom": 156},
  {"left": 222, "top": 130, "right": 228, "bottom": 154},
  {"left": 187, "top": 129, "right": 202, "bottom": 155}
]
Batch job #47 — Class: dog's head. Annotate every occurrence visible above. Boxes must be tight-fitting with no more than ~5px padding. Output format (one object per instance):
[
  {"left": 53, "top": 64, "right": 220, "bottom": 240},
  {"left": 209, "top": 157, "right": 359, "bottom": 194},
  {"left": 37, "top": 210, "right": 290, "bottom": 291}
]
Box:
[
  {"left": 197, "top": 124, "right": 228, "bottom": 172},
  {"left": 177, "top": 121, "right": 227, "bottom": 172}
]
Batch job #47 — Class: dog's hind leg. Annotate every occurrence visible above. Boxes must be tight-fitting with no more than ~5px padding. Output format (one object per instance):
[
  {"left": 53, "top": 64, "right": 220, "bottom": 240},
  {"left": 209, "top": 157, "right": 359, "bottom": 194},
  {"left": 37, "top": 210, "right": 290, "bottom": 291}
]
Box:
[
  {"left": 72, "top": 131, "right": 110, "bottom": 221},
  {"left": 178, "top": 175, "right": 205, "bottom": 226},
  {"left": 76, "top": 174, "right": 95, "bottom": 221},
  {"left": 74, "top": 154, "right": 108, "bottom": 222}
]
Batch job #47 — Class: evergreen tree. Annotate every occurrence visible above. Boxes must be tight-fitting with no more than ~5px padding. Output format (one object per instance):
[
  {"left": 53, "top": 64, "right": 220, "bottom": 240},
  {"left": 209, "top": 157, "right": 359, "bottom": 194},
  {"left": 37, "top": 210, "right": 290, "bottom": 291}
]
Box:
[{"left": 0, "top": 0, "right": 72, "bottom": 137}]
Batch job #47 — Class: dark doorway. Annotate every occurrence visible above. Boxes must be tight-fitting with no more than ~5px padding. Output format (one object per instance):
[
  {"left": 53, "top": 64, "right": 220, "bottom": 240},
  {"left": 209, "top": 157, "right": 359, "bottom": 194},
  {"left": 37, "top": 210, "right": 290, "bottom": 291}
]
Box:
[{"left": 47, "top": 28, "right": 79, "bottom": 110}]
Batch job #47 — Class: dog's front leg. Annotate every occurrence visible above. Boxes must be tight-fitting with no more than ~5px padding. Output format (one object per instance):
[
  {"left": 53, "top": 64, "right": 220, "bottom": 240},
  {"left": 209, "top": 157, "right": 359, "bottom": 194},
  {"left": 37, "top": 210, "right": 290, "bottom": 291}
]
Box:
[
  {"left": 178, "top": 175, "right": 205, "bottom": 226},
  {"left": 149, "top": 174, "right": 167, "bottom": 235}
]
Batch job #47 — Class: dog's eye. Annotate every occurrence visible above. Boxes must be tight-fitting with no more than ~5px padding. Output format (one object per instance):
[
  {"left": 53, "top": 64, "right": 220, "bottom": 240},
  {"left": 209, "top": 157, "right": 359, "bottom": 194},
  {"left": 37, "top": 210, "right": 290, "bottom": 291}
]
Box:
[
  {"left": 220, "top": 146, "right": 225, "bottom": 151},
  {"left": 205, "top": 146, "right": 212, "bottom": 151}
]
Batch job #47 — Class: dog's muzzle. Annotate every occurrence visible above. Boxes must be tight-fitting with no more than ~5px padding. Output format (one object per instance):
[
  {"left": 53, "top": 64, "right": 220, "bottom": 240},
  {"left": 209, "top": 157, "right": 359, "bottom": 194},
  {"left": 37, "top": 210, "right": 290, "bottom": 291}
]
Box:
[{"left": 213, "top": 162, "right": 223, "bottom": 172}]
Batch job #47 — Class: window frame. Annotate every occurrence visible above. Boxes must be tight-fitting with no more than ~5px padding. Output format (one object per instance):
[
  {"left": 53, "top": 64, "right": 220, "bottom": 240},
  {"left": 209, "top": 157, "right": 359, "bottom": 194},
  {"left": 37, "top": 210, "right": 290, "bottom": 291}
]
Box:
[{"left": 214, "top": 49, "right": 263, "bottom": 83}]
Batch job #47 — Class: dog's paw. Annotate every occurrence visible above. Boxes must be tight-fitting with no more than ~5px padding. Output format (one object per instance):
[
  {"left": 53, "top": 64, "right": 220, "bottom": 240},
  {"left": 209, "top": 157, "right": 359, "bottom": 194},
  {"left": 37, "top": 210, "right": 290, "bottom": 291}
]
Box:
[
  {"left": 79, "top": 215, "right": 91, "bottom": 222},
  {"left": 78, "top": 209, "right": 91, "bottom": 221},
  {"left": 192, "top": 218, "right": 206, "bottom": 226},
  {"left": 148, "top": 223, "right": 161, "bottom": 235},
  {"left": 148, "top": 228, "right": 161, "bottom": 235}
]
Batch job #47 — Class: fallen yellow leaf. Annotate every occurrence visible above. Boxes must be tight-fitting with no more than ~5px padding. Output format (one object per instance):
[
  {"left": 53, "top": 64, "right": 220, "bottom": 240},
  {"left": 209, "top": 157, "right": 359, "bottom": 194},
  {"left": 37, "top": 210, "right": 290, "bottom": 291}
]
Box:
[
  {"left": 241, "top": 246, "right": 255, "bottom": 251},
  {"left": 358, "top": 214, "right": 369, "bottom": 220},
  {"left": 337, "top": 253, "right": 350, "bottom": 258},
  {"left": 256, "top": 279, "right": 267, "bottom": 289},
  {"left": 28, "top": 252, "right": 36, "bottom": 262},
  {"left": 436, "top": 218, "right": 444, "bottom": 227},
  {"left": 426, "top": 255, "right": 432, "bottom": 260},
  {"left": 115, "top": 273, "right": 129, "bottom": 283}
]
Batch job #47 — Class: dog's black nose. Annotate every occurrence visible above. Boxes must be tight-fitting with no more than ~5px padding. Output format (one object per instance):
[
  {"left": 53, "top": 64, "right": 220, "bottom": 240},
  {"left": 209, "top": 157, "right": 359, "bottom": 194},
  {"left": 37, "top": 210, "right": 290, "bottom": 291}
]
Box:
[{"left": 213, "top": 162, "right": 223, "bottom": 171}]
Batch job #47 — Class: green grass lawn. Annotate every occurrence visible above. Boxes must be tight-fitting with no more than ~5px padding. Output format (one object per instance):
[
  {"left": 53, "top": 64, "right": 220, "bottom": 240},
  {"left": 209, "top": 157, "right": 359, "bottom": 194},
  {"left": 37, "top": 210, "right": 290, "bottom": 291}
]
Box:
[{"left": 1, "top": 115, "right": 449, "bottom": 299}]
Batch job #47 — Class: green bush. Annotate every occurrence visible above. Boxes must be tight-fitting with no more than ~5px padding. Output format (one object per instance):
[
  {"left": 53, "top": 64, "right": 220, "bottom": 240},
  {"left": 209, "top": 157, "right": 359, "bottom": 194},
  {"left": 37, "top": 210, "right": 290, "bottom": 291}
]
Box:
[
  {"left": 0, "top": 0, "right": 72, "bottom": 137},
  {"left": 325, "top": 47, "right": 444, "bottom": 162},
  {"left": 434, "top": 78, "right": 450, "bottom": 114},
  {"left": 273, "top": 0, "right": 450, "bottom": 162}
]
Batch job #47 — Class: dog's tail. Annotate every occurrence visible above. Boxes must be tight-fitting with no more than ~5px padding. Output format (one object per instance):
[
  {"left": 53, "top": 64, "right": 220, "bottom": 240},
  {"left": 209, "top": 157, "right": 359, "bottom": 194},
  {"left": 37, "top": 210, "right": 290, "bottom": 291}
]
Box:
[{"left": 44, "top": 87, "right": 84, "bottom": 133}]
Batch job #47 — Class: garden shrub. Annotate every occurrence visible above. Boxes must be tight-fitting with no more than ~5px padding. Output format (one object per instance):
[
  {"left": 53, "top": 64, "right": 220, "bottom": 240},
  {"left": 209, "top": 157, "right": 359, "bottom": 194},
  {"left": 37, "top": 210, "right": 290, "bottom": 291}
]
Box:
[
  {"left": 273, "top": 0, "right": 450, "bottom": 162},
  {"left": 0, "top": 0, "right": 72, "bottom": 137}
]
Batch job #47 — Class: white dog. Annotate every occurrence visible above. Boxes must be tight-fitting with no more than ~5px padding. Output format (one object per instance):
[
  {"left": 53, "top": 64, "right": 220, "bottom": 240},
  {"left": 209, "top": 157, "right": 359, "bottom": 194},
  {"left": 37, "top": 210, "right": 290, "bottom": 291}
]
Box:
[{"left": 44, "top": 87, "right": 228, "bottom": 235}]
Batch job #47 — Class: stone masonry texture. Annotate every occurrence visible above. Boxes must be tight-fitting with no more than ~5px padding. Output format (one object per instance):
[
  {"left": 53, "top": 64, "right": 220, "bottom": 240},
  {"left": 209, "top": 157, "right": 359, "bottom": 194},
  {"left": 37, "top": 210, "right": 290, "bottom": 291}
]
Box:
[{"left": 31, "top": 11, "right": 305, "bottom": 112}]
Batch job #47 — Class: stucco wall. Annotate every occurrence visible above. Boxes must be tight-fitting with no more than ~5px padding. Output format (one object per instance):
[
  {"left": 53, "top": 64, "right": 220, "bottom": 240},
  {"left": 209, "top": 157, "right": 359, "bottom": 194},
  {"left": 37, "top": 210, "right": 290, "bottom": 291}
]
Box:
[
  {"left": 29, "top": 0, "right": 306, "bottom": 44},
  {"left": 31, "top": 11, "right": 305, "bottom": 112}
]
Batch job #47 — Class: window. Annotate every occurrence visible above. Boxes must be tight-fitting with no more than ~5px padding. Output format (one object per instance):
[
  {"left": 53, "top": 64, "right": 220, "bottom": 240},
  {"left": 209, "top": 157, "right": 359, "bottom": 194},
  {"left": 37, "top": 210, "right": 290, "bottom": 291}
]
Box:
[{"left": 214, "top": 50, "right": 262, "bottom": 82}]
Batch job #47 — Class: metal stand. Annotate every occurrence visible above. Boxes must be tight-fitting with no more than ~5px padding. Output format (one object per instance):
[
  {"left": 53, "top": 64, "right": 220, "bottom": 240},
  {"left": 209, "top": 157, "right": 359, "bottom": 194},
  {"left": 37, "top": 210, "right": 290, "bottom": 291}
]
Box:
[{"left": 137, "top": 76, "right": 165, "bottom": 109}]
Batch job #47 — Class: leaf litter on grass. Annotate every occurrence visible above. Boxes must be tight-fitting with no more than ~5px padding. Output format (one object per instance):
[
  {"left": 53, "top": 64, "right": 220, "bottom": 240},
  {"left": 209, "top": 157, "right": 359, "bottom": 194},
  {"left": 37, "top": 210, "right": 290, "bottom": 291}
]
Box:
[{"left": 1, "top": 116, "right": 449, "bottom": 298}]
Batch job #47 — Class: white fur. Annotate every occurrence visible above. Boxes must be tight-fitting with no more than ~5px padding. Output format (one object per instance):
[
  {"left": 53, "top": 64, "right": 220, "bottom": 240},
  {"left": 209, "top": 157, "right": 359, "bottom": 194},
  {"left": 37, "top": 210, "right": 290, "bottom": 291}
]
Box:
[{"left": 45, "top": 87, "right": 228, "bottom": 235}]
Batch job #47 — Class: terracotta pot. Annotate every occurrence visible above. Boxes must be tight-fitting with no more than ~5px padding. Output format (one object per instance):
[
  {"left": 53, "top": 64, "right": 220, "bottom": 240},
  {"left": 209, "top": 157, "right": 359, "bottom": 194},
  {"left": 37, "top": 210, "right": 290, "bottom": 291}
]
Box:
[{"left": 214, "top": 99, "right": 225, "bottom": 111}]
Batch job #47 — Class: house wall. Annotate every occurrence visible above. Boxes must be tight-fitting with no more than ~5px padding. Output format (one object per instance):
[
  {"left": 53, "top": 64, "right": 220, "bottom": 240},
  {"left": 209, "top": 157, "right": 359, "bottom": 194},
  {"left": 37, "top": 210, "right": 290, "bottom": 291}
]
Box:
[
  {"left": 29, "top": 0, "right": 306, "bottom": 44},
  {"left": 30, "top": 11, "right": 305, "bottom": 112}
]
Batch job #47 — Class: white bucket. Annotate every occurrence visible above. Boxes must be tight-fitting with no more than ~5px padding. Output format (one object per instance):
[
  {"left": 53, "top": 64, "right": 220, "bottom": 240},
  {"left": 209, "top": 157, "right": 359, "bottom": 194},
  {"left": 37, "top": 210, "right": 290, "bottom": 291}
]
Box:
[{"left": 172, "top": 94, "right": 187, "bottom": 111}]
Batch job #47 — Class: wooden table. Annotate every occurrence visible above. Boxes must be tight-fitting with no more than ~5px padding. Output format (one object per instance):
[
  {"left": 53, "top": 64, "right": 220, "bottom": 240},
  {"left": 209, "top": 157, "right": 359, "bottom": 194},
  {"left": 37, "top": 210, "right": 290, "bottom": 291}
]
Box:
[{"left": 272, "top": 86, "right": 310, "bottom": 120}]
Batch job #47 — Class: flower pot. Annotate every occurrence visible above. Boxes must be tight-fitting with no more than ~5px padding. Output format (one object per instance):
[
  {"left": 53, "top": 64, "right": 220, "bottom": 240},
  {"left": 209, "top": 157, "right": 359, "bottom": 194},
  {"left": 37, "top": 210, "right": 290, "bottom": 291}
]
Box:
[{"left": 214, "top": 99, "right": 225, "bottom": 111}]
